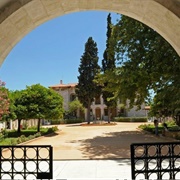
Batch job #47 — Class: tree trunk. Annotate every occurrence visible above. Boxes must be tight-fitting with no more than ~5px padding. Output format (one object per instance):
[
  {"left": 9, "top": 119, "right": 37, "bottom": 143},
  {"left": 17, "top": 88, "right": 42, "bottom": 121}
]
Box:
[
  {"left": 175, "top": 115, "right": 180, "bottom": 126},
  {"left": 108, "top": 108, "right": 111, "bottom": 123},
  {"left": 17, "top": 119, "right": 21, "bottom": 133},
  {"left": 87, "top": 100, "right": 91, "bottom": 124},
  {"left": 37, "top": 119, "right": 41, "bottom": 132}
]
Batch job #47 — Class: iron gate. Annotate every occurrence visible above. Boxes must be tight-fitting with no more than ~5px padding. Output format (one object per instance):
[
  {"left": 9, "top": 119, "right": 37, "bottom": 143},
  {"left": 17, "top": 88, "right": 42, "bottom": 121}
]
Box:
[
  {"left": 131, "top": 142, "right": 180, "bottom": 179},
  {"left": 0, "top": 145, "right": 53, "bottom": 179}
]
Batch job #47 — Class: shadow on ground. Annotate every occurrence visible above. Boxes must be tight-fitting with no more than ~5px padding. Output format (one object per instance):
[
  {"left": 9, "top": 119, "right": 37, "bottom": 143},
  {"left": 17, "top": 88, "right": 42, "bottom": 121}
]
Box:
[{"left": 67, "top": 131, "right": 170, "bottom": 159}]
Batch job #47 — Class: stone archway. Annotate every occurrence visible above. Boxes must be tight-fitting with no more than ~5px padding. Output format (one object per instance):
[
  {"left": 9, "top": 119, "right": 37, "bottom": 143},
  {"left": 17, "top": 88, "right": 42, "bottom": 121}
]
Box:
[{"left": 0, "top": 0, "right": 179, "bottom": 66}]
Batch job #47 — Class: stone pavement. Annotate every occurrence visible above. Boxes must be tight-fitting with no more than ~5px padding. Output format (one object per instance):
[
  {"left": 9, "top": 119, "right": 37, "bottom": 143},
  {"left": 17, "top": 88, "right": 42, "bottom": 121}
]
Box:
[{"left": 53, "top": 159, "right": 132, "bottom": 179}]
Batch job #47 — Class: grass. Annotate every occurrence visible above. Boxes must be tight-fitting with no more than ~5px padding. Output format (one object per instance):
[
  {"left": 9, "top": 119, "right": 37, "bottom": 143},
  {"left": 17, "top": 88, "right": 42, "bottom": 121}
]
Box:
[
  {"left": 0, "top": 138, "right": 18, "bottom": 145},
  {"left": 0, "top": 126, "right": 58, "bottom": 145},
  {"left": 7, "top": 129, "right": 48, "bottom": 138}
]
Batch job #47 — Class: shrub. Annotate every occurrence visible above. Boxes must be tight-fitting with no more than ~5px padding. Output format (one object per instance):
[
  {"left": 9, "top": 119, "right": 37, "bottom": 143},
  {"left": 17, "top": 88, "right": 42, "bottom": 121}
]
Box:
[
  {"left": 51, "top": 120, "right": 61, "bottom": 125},
  {"left": 17, "top": 137, "right": 22, "bottom": 144},
  {"left": 169, "top": 126, "right": 180, "bottom": 131},
  {"left": 64, "top": 118, "right": 83, "bottom": 124},
  {"left": 0, "top": 133, "right": 4, "bottom": 141},
  {"left": 114, "top": 117, "right": 147, "bottom": 122},
  {"left": 139, "top": 124, "right": 155, "bottom": 132},
  {"left": 20, "top": 135, "right": 26, "bottom": 142},
  {"left": 139, "top": 123, "right": 164, "bottom": 134},
  {"left": 10, "top": 139, "right": 17, "bottom": 145},
  {"left": 34, "top": 132, "right": 41, "bottom": 138},
  {"left": 0, "top": 126, "right": 58, "bottom": 145},
  {"left": 28, "top": 135, "right": 34, "bottom": 140},
  {"left": 1, "top": 129, "right": 8, "bottom": 138},
  {"left": 166, "top": 120, "right": 176, "bottom": 127},
  {"left": 46, "top": 126, "right": 59, "bottom": 134},
  {"left": 52, "top": 126, "right": 58, "bottom": 131}
]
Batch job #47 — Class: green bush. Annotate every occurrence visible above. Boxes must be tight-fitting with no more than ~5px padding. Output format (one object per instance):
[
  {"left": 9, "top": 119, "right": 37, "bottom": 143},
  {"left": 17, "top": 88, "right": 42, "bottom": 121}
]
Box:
[
  {"left": 51, "top": 120, "right": 61, "bottom": 125},
  {"left": 114, "top": 117, "right": 147, "bottom": 122},
  {"left": 138, "top": 124, "right": 155, "bottom": 132},
  {"left": 139, "top": 123, "right": 164, "bottom": 133},
  {"left": 20, "top": 135, "right": 26, "bottom": 142},
  {"left": 166, "top": 120, "right": 176, "bottom": 127},
  {"left": 1, "top": 129, "right": 8, "bottom": 138},
  {"left": 34, "top": 132, "right": 41, "bottom": 138},
  {"left": 17, "top": 137, "right": 22, "bottom": 144},
  {"left": 10, "top": 139, "right": 17, "bottom": 145},
  {"left": 64, "top": 118, "right": 83, "bottom": 124},
  {"left": 0, "top": 126, "right": 58, "bottom": 145},
  {"left": 0, "top": 133, "right": 4, "bottom": 141},
  {"left": 46, "top": 126, "right": 59, "bottom": 134},
  {"left": 28, "top": 135, "right": 34, "bottom": 140},
  {"left": 169, "top": 126, "right": 180, "bottom": 131}
]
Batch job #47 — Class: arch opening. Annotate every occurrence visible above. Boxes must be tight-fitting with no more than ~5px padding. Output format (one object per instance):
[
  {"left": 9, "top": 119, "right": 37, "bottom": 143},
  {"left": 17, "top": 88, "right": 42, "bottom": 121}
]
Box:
[{"left": 0, "top": 0, "right": 179, "bottom": 67}]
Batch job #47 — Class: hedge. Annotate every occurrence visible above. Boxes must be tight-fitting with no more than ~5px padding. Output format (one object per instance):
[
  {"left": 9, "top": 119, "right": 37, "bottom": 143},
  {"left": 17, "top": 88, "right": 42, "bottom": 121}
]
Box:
[
  {"left": 51, "top": 120, "right": 61, "bottom": 125},
  {"left": 114, "top": 117, "right": 147, "bottom": 122},
  {"left": 60, "top": 118, "right": 83, "bottom": 124}
]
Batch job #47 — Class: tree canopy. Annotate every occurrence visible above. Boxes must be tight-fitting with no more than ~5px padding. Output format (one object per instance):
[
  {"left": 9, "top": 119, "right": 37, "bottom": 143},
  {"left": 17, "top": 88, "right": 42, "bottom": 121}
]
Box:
[
  {"left": 11, "top": 90, "right": 28, "bottom": 132},
  {"left": 0, "top": 80, "right": 10, "bottom": 121},
  {"left": 68, "top": 99, "right": 84, "bottom": 117},
  {"left": 76, "top": 37, "right": 101, "bottom": 123},
  {"left": 101, "top": 13, "right": 117, "bottom": 123},
  {"left": 25, "top": 84, "right": 63, "bottom": 132},
  {"left": 102, "top": 14, "right": 180, "bottom": 116},
  {"left": 10, "top": 84, "right": 64, "bottom": 132}
]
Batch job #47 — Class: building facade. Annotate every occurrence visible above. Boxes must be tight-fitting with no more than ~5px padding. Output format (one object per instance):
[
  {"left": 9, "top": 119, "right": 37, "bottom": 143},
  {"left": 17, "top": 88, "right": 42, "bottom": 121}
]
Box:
[{"left": 49, "top": 81, "right": 147, "bottom": 122}]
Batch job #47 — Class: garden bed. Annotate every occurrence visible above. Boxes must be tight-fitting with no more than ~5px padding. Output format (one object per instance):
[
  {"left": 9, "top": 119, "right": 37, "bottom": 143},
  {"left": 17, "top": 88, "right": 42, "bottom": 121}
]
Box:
[
  {"left": 138, "top": 122, "right": 180, "bottom": 140},
  {"left": 0, "top": 126, "right": 59, "bottom": 145}
]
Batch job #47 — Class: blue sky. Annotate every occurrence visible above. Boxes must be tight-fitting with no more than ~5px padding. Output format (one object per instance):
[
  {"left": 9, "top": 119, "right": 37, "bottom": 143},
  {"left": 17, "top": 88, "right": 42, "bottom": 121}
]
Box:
[{"left": 0, "top": 11, "right": 119, "bottom": 91}]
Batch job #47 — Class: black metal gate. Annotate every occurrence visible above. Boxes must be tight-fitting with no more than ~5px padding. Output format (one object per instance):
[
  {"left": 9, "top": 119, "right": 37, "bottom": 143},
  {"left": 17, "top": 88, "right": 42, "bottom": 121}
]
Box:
[
  {"left": 0, "top": 145, "right": 53, "bottom": 179},
  {"left": 131, "top": 142, "right": 180, "bottom": 179}
]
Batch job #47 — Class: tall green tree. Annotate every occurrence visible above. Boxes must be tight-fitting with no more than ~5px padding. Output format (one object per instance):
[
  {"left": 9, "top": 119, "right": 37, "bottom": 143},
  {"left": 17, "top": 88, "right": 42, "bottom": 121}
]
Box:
[
  {"left": 25, "top": 84, "right": 64, "bottom": 132},
  {"left": 105, "top": 15, "right": 180, "bottom": 116},
  {"left": 101, "top": 13, "right": 117, "bottom": 123},
  {"left": 68, "top": 99, "right": 85, "bottom": 117},
  {"left": 102, "top": 13, "right": 116, "bottom": 72},
  {"left": 76, "top": 37, "right": 101, "bottom": 124}
]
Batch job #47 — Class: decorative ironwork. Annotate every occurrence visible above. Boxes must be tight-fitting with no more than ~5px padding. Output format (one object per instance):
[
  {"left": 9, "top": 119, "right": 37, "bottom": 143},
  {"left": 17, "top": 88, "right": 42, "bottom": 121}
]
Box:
[
  {"left": 0, "top": 145, "right": 53, "bottom": 179},
  {"left": 131, "top": 142, "right": 180, "bottom": 179}
]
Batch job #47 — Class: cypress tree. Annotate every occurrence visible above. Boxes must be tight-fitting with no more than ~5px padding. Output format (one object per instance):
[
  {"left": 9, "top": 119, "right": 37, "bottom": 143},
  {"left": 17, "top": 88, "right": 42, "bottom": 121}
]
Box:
[
  {"left": 102, "top": 13, "right": 116, "bottom": 123},
  {"left": 76, "top": 37, "right": 101, "bottom": 124}
]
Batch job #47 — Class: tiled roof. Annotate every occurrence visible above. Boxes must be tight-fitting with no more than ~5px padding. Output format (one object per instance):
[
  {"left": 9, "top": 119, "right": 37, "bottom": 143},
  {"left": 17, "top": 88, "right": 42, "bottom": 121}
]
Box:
[{"left": 49, "top": 83, "right": 77, "bottom": 88}]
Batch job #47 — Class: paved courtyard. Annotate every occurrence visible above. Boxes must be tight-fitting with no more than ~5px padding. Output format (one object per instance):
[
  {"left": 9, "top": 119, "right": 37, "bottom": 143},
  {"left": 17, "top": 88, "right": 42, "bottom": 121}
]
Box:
[
  {"left": 1, "top": 122, "right": 179, "bottom": 179},
  {"left": 2, "top": 122, "right": 176, "bottom": 160},
  {"left": 25, "top": 122, "right": 174, "bottom": 159}
]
